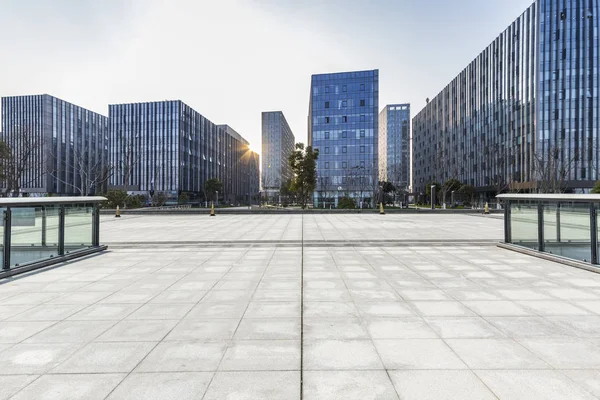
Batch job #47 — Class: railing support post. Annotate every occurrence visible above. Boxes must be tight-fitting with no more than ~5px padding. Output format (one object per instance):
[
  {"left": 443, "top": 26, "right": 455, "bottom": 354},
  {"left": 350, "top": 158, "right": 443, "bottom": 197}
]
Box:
[
  {"left": 537, "top": 202, "right": 545, "bottom": 252},
  {"left": 3, "top": 207, "right": 11, "bottom": 270},
  {"left": 58, "top": 205, "right": 65, "bottom": 256},
  {"left": 556, "top": 202, "right": 561, "bottom": 243},
  {"left": 591, "top": 203, "right": 598, "bottom": 264},
  {"left": 92, "top": 204, "right": 100, "bottom": 247},
  {"left": 504, "top": 200, "right": 511, "bottom": 243},
  {"left": 41, "top": 206, "right": 47, "bottom": 247}
]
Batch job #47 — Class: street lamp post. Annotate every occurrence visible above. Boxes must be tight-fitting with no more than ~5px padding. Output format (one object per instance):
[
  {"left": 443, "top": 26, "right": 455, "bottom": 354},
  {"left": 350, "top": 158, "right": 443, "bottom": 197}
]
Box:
[{"left": 216, "top": 191, "right": 219, "bottom": 207}]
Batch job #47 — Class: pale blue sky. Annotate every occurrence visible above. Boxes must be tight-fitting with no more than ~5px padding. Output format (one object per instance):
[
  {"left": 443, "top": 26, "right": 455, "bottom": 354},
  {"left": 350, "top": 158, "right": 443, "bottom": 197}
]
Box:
[{"left": 0, "top": 0, "right": 534, "bottom": 153}]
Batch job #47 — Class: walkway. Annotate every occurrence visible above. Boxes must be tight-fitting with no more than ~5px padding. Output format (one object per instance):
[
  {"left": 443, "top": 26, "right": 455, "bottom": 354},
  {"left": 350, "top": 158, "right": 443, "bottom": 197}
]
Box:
[{"left": 1, "top": 214, "right": 600, "bottom": 399}]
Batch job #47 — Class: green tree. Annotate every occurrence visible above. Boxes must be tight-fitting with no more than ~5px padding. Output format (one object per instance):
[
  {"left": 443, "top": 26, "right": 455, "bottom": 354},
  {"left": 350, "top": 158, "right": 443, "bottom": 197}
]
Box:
[
  {"left": 105, "top": 189, "right": 128, "bottom": 209},
  {"left": 178, "top": 192, "right": 190, "bottom": 204},
  {"left": 338, "top": 196, "right": 356, "bottom": 209},
  {"left": 592, "top": 181, "right": 600, "bottom": 194},
  {"left": 289, "top": 143, "right": 319, "bottom": 209},
  {"left": 280, "top": 179, "right": 296, "bottom": 205},
  {"left": 125, "top": 194, "right": 145, "bottom": 209},
  {"left": 152, "top": 192, "right": 168, "bottom": 207},
  {"left": 458, "top": 184, "right": 476, "bottom": 205},
  {"left": 204, "top": 178, "right": 223, "bottom": 203},
  {"left": 381, "top": 181, "right": 396, "bottom": 194},
  {"left": 442, "top": 178, "right": 462, "bottom": 205}
]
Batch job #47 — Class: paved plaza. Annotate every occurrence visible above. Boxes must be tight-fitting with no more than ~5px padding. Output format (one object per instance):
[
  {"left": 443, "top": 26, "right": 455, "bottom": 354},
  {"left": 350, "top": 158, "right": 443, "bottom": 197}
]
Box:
[{"left": 1, "top": 214, "right": 600, "bottom": 399}]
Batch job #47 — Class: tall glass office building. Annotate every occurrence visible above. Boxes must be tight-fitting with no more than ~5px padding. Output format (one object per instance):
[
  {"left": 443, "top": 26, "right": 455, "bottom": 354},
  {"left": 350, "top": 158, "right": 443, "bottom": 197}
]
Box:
[
  {"left": 261, "top": 111, "right": 296, "bottom": 195},
  {"left": 109, "top": 101, "right": 259, "bottom": 203},
  {"left": 308, "top": 69, "right": 379, "bottom": 207},
  {"left": 379, "top": 104, "right": 410, "bottom": 190},
  {"left": 1, "top": 94, "right": 109, "bottom": 195},
  {"left": 413, "top": 0, "right": 600, "bottom": 196}
]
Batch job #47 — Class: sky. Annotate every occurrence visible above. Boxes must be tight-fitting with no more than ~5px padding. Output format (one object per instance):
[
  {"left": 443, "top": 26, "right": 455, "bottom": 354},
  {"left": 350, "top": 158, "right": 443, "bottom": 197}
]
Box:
[{"left": 0, "top": 0, "right": 534, "bottom": 155}]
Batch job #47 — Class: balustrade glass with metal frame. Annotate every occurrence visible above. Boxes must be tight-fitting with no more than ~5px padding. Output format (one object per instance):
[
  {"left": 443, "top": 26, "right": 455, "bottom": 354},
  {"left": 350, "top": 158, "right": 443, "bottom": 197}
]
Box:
[
  {"left": 0, "top": 197, "right": 107, "bottom": 278},
  {"left": 498, "top": 194, "right": 600, "bottom": 265}
]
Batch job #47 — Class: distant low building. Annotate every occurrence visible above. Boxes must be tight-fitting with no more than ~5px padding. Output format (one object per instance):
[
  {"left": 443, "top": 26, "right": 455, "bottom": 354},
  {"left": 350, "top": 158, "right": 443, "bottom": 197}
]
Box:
[
  {"left": 379, "top": 104, "right": 410, "bottom": 191},
  {"left": 1, "top": 94, "right": 109, "bottom": 195},
  {"left": 261, "top": 111, "right": 295, "bottom": 198},
  {"left": 108, "top": 100, "right": 258, "bottom": 203}
]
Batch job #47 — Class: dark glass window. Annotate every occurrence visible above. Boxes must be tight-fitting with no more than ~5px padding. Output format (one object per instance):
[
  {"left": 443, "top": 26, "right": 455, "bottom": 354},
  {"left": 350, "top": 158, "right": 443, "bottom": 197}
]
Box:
[
  {"left": 342, "top": 146, "right": 347, "bottom": 153},
  {"left": 342, "top": 100, "right": 347, "bottom": 108},
  {"left": 360, "top": 146, "right": 365, "bottom": 153},
  {"left": 342, "top": 116, "right": 347, "bottom": 123},
  {"left": 360, "top": 130, "right": 365, "bottom": 138},
  {"left": 342, "top": 85, "right": 347, "bottom": 92},
  {"left": 342, "top": 162, "right": 347, "bottom": 168},
  {"left": 360, "top": 99, "right": 365, "bottom": 107},
  {"left": 325, "top": 131, "right": 330, "bottom": 139},
  {"left": 325, "top": 101, "right": 330, "bottom": 109},
  {"left": 342, "top": 131, "right": 347, "bottom": 138},
  {"left": 325, "top": 117, "right": 330, "bottom": 124},
  {"left": 325, "top": 86, "right": 329, "bottom": 93},
  {"left": 360, "top": 115, "right": 365, "bottom": 122},
  {"left": 360, "top": 84, "right": 365, "bottom": 91}
]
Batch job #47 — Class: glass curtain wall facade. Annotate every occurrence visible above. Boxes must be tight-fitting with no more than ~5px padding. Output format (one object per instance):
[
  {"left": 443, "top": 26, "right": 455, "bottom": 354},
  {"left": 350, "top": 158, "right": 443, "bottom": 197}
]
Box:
[
  {"left": 308, "top": 70, "right": 379, "bottom": 208},
  {"left": 109, "top": 101, "right": 259, "bottom": 203},
  {"left": 261, "top": 111, "right": 296, "bottom": 196},
  {"left": 1, "top": 94, "right": 109, "bottom": 195},
  {"left": 379, "top": 104, "right": 411, "bottom": 190},
  {"left": 413, "top": 0, "right": 600, "bottom": 196}
]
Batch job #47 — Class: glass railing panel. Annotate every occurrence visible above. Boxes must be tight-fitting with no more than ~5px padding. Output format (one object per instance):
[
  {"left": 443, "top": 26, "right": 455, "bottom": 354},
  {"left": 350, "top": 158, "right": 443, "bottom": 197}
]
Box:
[
  {"left": 510, "top": 201, "right": 538, "bottom": 250},
  {"left": 551, "top": 201, "right": 591, "bottom": 262},
  {"left": 64, "top": 204, "right": 93, "bottom": 253},
  {"left": 10, "top": 206, "right": 59, "bottom": 266}
]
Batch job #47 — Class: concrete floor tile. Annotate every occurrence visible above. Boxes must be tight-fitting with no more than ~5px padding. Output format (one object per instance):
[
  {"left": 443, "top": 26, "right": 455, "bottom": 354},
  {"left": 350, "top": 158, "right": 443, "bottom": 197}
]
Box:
[
  {"left": 389, "top": 370, "right": 497, "bottom": 400},
  {"left": 0, "top": 321, "right": 56, "bottom": 343},
  {"left": 519, "top": 337, "right": 600, "bottom": 368},
  {"left": 357, "top": 302, "right": 415, "bottom": 318},
  {"left": 135, "top": 341, "right": 227, "bottom": 372},
  {"left": 165, "top": 319, "right": 240, "bottom": 341},
  {"left": 304, "top": 302, "right": 359, "bottom": 318},
  {"left": 185, "top": 303, "right": 248, "bottom": 319},
  {"left": 374, "top": 339, "right": 467, "bottom": 369},
  {"left": 462, "top": 300, "right": 532, "bottom": 316},
  {"left": 304, "top": 370, "right": 399, "bottom": 400},
  {"left": 562, "top": 370, "right": 600, "bottom": 398},
  {"left": 487, "top": 316, "right": 574, "bottom": 337},
  {"left": 411, "top": 301, "right": 475, "bottom": 316},
  {"left": 96, "top": 319, "right": 178, "bottom": 342},
  {"left": 24, "top": 320, "right": 116, "bottom": 343},
  {"left": 304, "top": 340, "right": 384, "bottom": 370},
  {"left": 220, "top": 340, "right": 300, "bottom": 371},
  {"left": 203, "top": 371, "right": 299, "bottom": 400},
  {"left": 0, "top": 374, "right": 38, "bottom": 400},
  {"left": 106, "top": 372, "right": 212, "bottom": 400},
  {"left": 304, "top": 318, "right": 368, "bottom": 339},
  {"left": 425, "top": 317, "right": 505, "bottom": 338},
  {"left": 125, "top": 303, "right": 195, "bottom": 319},
  {"left": 0, "top": 343, "right": 81, "bottom": 374},
  {"left": 234, "top": 318, "right": 300, "bottom": 340},
  {"left": 364, "top": 317, "right": 438, "bottom": 339},
  {"left": 10, "top": 373, "right": 125, "bottom": 400},
  {"left": 446, "top": 338, "right": 549, "bottom": 369},
  {"left": 476, "top": 370, "right": 597, "bottom": 400},
  {"left": 67, "top": 303, "right": 142, "bottom": 321},
  {"left": 52, "top": 342, "right": 155, "bottom": 373},
  {"left": 244, "top": 302, "right": 301, "bottom": 318}
]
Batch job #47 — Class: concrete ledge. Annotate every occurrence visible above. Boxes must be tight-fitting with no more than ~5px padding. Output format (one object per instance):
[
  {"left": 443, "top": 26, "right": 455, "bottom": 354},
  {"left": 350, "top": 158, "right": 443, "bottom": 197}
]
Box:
[
  {"left": 101, "top": 208, "right": 504, "bottom": 215},
  {"left": 497, "top": 242, "right": 600, "bottom": 274},
  {"left": 0, "top": 245, "right": 108, "bottom": 280}
]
